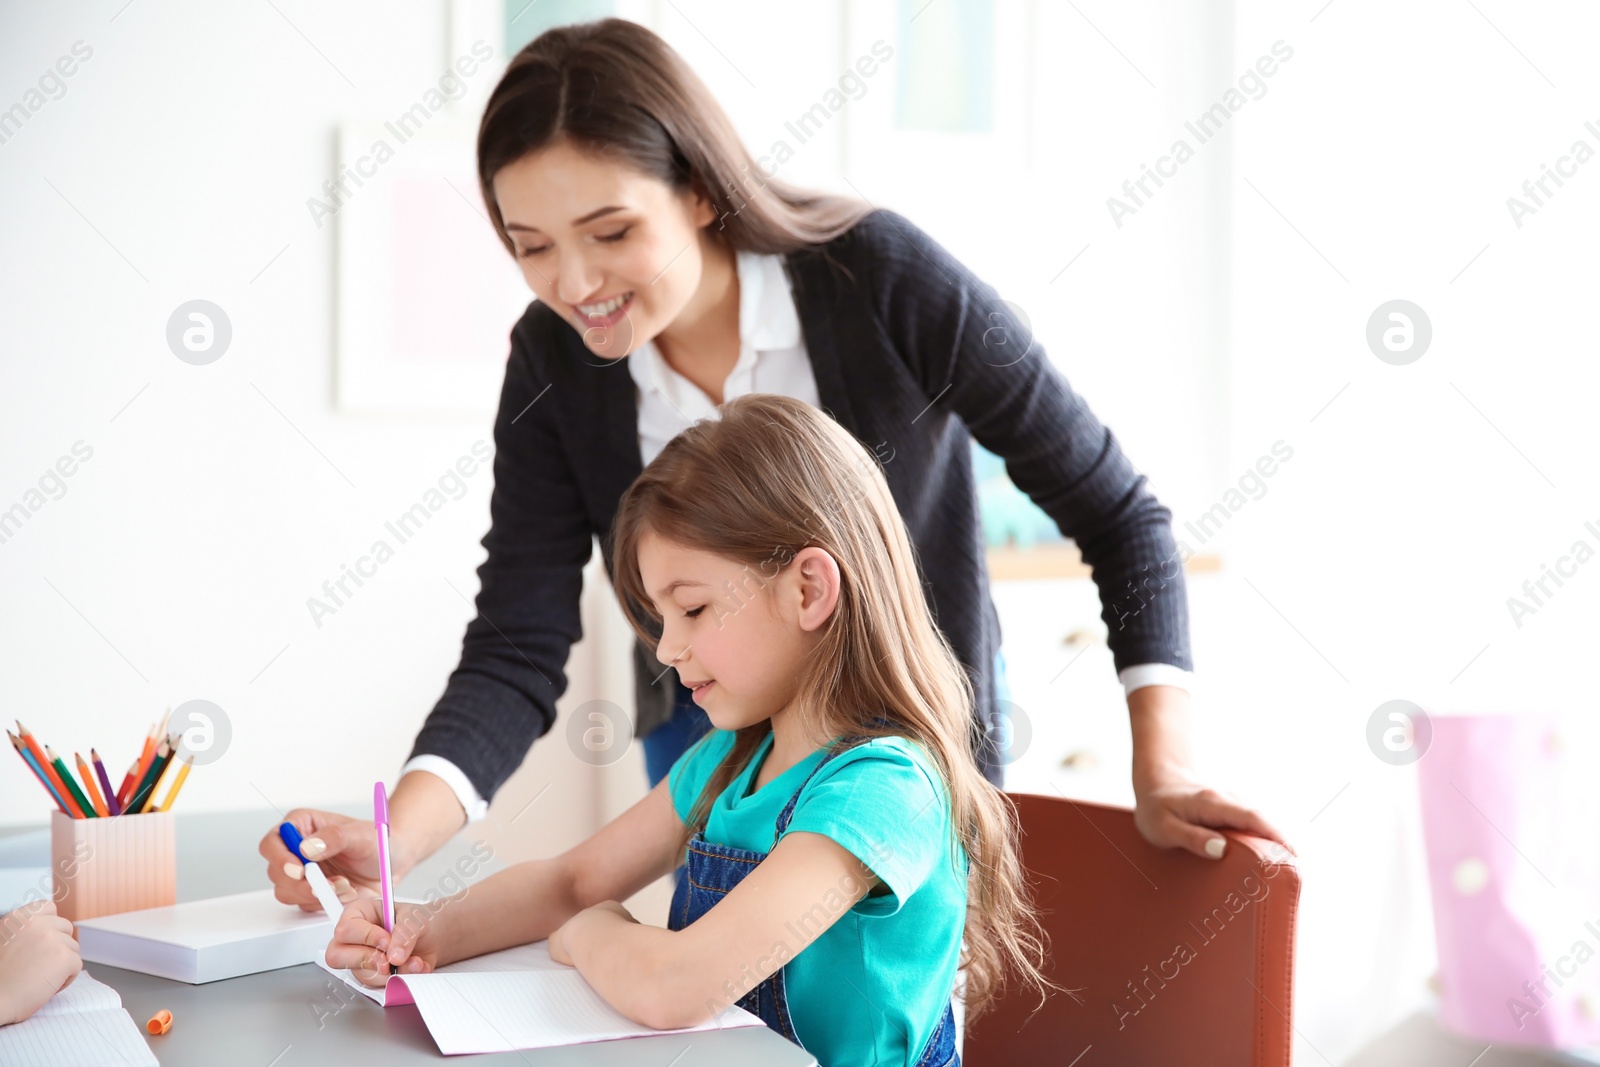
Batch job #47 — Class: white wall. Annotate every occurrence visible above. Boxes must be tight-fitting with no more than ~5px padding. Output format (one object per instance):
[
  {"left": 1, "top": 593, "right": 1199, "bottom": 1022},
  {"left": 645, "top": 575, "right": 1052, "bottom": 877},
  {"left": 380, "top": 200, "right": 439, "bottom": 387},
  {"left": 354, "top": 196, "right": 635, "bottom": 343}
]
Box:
[
  {"left": 0, "top": 0, "right": 589, "bottom": 829},
  {"left": 0, "top": 0, "right": 1221, "bottom": 827}
]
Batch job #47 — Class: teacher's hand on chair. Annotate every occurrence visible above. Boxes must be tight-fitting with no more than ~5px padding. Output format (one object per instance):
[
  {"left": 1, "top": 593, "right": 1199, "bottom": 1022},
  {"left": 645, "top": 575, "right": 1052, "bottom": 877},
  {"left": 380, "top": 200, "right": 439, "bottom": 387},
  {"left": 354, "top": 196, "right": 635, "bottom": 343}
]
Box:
[
  {"left": 259, "top": 808, "right": 382, "bottom": 912},
  {"left": 1133, "top": 768, "right": 1297, "bottom": 862}
]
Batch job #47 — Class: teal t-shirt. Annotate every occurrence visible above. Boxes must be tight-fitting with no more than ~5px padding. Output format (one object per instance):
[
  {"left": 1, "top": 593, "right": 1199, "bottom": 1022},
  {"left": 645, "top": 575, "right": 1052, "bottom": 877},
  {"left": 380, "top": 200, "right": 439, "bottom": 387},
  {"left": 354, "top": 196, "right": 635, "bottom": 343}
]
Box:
[{"left": 668, "top": 728, "right": 967, "bottom": 1067}]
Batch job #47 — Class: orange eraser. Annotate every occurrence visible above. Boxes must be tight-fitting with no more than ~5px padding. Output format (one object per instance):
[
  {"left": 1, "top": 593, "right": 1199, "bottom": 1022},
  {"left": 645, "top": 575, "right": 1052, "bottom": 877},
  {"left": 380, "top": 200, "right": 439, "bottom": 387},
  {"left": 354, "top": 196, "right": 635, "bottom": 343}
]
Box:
[{"left": 146, "top": 1009, "right": 173, "bottom": 1035}]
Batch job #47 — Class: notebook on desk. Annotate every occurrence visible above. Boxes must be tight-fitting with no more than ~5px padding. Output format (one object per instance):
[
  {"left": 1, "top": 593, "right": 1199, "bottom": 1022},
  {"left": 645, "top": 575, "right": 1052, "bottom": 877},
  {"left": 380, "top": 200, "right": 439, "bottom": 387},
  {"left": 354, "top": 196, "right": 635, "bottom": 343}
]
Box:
[
  {"left": 75, "top": 888, "right": 333, "bottom": 983},
  {"left": 314, "top": 940, "right": 766, "bottom": 1055},
  {"left": 0, "top": 971, "right": 156, "bottom": 1067}
]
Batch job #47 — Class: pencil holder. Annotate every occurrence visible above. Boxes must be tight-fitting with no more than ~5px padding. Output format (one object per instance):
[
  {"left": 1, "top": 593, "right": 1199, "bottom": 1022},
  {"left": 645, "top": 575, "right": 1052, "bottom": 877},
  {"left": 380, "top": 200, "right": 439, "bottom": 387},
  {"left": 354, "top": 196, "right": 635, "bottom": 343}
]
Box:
[{"left": 51, "top": 809, "right": 177, "bottom": 922}]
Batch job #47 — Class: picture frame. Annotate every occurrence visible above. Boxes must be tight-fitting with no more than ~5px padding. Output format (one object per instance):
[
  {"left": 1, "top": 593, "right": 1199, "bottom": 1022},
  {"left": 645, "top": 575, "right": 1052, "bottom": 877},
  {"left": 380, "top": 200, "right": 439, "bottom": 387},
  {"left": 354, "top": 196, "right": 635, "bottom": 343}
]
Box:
[{"left": 333, "top": 118, "right": 531, "bottom": 418}]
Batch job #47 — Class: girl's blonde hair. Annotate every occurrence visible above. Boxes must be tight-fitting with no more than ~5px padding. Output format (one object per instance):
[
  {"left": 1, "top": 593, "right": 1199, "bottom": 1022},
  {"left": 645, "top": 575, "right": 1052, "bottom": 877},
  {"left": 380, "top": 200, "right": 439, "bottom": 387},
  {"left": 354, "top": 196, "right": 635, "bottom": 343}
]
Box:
[{"left": 609, "top": 393, "right": 1052, "bottom": 1022}]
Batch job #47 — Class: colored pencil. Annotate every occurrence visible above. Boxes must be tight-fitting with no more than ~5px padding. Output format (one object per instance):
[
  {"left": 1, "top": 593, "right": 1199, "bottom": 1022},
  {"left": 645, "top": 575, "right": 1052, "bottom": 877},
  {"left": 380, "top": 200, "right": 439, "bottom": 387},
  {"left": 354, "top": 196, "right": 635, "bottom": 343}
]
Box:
[
  {"left": 138, "top": 735, "right": 182, "bottom": 814},
  {"left": 14, "top": 721, "right": 82, "bottom": 819},
  {"left": 127, "top": 739, "right": 174, "bottom": 815},
  {"left": 74, "top": 752, "right": 110, "bottom": 817},
  {"left": 91, "top": 749, "right": 122, "bottom": 816},
  {"left": 155, "top": 756, "right": 193, "bottom": 812},
  {"left": 114, "top": 758, "right": 139, "bottom": 809},
  {"left": 114, "top": 756, "right": 138, "bottom": 811},
  {"left": 8, "top": 731, "right": 69, "bottom": 815},
  {"left": 46, "top": 746, "right": 97, "bottom": 818},
  {"left": 125, "top": 738, "right": 167, "bottom": 815},
  {"left": 7, "top": 716, "right": 196, "bottom": 818},
  {"left": 127, "top": 720, "right": 160, "bottom": 802}
]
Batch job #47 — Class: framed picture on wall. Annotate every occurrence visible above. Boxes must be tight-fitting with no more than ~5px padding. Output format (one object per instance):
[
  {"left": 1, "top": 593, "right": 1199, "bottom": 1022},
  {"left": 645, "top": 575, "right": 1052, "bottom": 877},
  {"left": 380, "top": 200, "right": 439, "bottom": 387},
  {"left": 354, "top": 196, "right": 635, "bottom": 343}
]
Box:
[
  {"left": 842, "top": 0, "right": 1035, "bottom": 187},
  {"left": 334, "top": 118, "right": 531, "bottom": 418}
]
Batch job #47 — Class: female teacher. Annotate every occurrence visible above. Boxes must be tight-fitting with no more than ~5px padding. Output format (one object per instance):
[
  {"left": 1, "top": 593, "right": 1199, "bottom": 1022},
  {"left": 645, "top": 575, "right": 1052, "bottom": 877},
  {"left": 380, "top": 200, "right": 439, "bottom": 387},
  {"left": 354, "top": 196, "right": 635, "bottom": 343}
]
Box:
[{"left": 261, "top": 18, "right": 1289, "bottom": 908}]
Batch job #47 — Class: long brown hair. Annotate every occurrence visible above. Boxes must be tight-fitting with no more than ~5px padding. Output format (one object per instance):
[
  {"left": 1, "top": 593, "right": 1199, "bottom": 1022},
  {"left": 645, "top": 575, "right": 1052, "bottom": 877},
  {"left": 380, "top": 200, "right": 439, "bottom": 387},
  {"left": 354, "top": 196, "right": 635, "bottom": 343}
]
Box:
[
  {"left": 609, "top": 394, "right": 1054, "bottom": 1023},
  {"left": 477, "top": 18, "right": 873, "bottom": 260}
]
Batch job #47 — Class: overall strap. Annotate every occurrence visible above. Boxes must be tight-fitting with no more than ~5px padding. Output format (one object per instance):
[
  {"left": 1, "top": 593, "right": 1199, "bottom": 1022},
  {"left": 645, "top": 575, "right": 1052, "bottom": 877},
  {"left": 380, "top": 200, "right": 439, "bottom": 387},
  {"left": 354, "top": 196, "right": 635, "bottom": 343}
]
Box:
[{"left": 770, "top": 735, "right": 870, "bottom": 848}]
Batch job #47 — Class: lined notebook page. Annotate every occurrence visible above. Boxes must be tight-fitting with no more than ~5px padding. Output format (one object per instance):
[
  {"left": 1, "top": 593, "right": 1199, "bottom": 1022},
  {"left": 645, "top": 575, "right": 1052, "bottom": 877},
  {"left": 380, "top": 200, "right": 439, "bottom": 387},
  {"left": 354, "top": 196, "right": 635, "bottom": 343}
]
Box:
[
  {"left": 398, "top": 970, "right": 763, "bottom": 1055},
  {"left": 0, "top": 972, "right": 157, "bottom": 1066},
  {"left": 437, "top": 941, "right": 568, "bottom": 973}
]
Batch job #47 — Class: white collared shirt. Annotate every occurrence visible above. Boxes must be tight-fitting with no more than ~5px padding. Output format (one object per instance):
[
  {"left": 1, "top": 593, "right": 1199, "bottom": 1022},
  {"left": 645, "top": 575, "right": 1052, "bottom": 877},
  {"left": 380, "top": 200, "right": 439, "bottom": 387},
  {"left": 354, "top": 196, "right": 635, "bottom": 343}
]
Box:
[
  {"left": 403, "top": 249, "right": 1191, "bottom": 822},
  {"left": 627, "top": 249, "right": 819, "bottom": 465}
]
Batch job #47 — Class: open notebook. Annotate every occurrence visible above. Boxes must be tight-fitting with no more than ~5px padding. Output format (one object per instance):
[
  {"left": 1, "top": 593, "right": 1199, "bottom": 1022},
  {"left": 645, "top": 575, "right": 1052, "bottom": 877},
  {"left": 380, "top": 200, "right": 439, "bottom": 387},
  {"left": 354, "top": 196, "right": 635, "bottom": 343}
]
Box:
[
  {"left": 0, "top": 972, "right": 156, "bottom": 1067},
  {"left": 314, "top": 939, "right": 765, "bottom": 1055}
]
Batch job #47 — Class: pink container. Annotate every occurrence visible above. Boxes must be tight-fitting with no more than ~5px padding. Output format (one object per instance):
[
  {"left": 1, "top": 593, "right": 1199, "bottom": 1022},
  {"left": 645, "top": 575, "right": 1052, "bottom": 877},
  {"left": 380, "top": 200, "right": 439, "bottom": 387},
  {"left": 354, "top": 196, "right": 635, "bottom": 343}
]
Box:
[
  {"left": 1417, "top": 713, "right": 1600, "bottom": 1049},
  {"left": 51, "top": 809, "right": 177, "bottom": 922}
]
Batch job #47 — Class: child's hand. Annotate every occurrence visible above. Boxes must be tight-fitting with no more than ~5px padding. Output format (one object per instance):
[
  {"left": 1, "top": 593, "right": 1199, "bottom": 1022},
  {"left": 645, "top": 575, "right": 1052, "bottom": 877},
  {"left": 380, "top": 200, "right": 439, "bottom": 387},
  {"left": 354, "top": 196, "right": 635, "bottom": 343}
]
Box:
[
  {"left": 0, "top": 899, "right": 82, "bottom": 1025},
  {"left": 325, "top": 898, "right": 441, "bottom": 987},
  {"left": 548, "top": 901, "right": 638, "bottom": 967}
]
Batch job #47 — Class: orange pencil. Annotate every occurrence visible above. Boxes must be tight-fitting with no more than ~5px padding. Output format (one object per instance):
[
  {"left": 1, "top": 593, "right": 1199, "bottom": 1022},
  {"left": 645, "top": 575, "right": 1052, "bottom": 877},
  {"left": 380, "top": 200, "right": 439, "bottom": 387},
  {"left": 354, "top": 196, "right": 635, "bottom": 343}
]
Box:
[
  {"left": 74, "top": 752, "right": 110, "bottom": 817},
  {"left": 136, "top": 719, "right": 160, "bottom": 770},
  {"left": 14, "top": 721, "right": 83, "bottom": 819}
]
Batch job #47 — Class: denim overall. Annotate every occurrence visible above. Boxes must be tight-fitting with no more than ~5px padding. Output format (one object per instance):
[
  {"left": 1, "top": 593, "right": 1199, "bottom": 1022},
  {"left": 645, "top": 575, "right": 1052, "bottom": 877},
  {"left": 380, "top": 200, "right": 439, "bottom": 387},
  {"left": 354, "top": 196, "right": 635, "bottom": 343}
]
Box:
[{"left": 668, "top": 738, "right": 960, "bottom": 1067}]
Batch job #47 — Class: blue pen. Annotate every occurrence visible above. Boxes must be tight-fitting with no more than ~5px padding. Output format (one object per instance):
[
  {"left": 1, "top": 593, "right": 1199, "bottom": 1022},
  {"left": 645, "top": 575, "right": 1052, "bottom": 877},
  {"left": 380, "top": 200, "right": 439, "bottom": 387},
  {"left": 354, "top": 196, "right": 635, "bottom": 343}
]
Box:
[{"left": 278, "top": 822, "right": 347, "bottom": 917}]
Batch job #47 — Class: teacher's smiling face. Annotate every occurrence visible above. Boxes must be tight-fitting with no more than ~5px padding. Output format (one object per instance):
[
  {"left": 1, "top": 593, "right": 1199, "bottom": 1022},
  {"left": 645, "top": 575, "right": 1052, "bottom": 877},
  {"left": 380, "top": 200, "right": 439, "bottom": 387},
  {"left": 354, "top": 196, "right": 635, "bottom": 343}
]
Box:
[{"left": 492, "top": 138, "right": 721, "bottom": 361}]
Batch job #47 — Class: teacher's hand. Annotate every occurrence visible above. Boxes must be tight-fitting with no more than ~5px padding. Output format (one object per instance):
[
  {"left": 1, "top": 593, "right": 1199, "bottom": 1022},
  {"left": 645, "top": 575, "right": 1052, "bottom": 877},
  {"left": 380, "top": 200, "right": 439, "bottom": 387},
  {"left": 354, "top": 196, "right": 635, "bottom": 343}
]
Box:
[
  {"left": 1133, "top": 768, "right": 1296, "bottom": 861},
  {"left": 1126, "top": 684, "right": 1295, "bottom": 861},
  {"left": 259, "top": 809, "right": 380, "bottom": 912}
]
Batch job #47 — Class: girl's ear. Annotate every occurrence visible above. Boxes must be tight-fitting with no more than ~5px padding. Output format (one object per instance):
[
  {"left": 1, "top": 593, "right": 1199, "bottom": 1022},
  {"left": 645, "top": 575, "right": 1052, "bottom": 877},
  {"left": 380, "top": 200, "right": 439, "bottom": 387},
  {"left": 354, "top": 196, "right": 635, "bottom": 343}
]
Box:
[{"left": 789, "top": 546, "right": 841, "bottom": 633}]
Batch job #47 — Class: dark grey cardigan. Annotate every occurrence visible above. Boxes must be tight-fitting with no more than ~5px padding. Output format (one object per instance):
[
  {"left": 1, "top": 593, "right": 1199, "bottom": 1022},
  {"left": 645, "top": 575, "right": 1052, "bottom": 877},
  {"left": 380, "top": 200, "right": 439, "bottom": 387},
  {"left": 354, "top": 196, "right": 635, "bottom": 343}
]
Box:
[{"left": 408, "top": 208, "right": 1192, "bottom": 799}]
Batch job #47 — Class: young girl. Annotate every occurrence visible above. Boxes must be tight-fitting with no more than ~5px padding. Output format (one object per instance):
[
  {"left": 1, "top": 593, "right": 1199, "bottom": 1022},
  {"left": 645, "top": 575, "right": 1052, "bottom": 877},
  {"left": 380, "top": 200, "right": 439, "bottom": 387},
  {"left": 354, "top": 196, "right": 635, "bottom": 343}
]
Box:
[{"left": 325, "top": 394, "right": 1051, "bottom": 1066}]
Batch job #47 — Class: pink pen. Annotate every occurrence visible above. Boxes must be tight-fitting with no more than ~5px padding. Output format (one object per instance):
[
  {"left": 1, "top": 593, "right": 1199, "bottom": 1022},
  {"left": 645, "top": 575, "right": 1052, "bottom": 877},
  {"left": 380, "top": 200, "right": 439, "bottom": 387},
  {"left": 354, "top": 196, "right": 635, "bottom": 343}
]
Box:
[{"left": 375, "top": 781, "right": 396, "bottom": 975}]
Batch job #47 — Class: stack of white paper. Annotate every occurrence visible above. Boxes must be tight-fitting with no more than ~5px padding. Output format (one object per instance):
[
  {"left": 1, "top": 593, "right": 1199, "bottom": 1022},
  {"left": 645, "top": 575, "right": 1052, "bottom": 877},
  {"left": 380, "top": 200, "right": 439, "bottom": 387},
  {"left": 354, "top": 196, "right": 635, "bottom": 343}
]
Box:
[
  {"left": 75, "top": 888, "right": 333, "bottom": 983},
  {"left": 0, "top": 972, "right": 157, "bottom": 1067},
  {"left": 316, "top": 940, "right": 766, "bottom": 1055}
]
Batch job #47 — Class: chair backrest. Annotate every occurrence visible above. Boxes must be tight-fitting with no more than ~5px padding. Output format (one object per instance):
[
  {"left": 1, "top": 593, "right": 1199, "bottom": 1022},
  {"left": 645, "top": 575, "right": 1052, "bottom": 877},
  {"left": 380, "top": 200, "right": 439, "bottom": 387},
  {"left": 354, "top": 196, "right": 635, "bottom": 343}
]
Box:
[{"left": 964, "top": 793, "right": 1301, "bottom": 1066}]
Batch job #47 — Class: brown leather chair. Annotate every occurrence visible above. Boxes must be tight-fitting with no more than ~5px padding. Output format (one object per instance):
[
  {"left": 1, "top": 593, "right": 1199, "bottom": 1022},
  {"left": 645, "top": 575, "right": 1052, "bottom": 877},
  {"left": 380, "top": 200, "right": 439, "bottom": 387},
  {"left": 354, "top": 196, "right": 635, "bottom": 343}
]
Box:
[{"left": 965, "top": 794, "right": 1301, "bottom": 1066}]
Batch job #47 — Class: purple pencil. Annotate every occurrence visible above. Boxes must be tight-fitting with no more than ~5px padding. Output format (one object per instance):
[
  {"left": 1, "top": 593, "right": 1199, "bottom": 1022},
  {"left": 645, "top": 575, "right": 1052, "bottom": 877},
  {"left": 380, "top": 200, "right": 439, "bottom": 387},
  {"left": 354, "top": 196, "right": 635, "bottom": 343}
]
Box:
[{"left": 91, "top": 748, "right": 123, "bottom": 815}]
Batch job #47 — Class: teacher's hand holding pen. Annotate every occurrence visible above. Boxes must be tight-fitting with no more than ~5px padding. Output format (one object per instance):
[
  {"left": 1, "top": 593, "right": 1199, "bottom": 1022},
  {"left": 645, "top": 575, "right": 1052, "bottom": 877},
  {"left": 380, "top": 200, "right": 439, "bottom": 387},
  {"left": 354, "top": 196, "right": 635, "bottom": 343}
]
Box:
[
  {"left": 258, "top": 770, "right": 472, "bottom": 913},
  {"left": 259, "top": 810, "right": 378, "bottom": 912}
]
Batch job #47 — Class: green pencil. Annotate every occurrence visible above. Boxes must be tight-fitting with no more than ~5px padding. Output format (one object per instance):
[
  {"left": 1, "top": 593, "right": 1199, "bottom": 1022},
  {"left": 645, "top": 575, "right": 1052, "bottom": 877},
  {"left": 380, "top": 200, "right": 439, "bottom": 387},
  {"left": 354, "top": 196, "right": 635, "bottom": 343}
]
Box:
[
  {"left": 125, "top": 738, "right": 174, "bottom": 815},
  {"left": 46, "top": 746, "right": 97, "bottom": 818}
]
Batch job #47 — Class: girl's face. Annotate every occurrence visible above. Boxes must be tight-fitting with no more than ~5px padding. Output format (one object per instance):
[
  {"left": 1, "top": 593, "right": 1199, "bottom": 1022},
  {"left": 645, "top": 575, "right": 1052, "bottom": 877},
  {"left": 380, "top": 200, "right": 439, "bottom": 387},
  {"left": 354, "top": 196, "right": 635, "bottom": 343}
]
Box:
[
  {"left": 637, "top": 531, "right": 839, "bottom": 733},
  {"left": 491, "top": 139, "right": 717, "bottom": 361}
]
